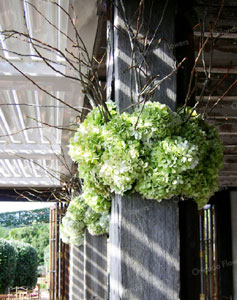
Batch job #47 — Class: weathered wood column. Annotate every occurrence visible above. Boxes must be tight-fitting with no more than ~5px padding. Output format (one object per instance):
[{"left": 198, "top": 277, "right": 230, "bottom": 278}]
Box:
[
  {"left": 84, "top": 230, "right": 108, "bottom": 300},
  {"left": 109, "top": 1, "right": 180, "bottom": 299},
  {"left": 69, "top": 245, "right": 84, "bottom": 300}
]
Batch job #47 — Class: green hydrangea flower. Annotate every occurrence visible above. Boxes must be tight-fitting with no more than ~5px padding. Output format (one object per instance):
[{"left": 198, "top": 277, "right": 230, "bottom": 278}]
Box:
[
  {"left": 68, "top": 101, "right": 223, "bottom": 213},
  {"left": 131, "top": 101, "right": 180, "bottom": 143},
  {"left": 60, "top": 194, "right": 110, "bottom": 246}
]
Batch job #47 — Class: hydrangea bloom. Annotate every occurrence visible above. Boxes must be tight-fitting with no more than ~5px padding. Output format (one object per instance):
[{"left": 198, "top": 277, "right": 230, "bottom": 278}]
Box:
[
  {"left": 131, "top": 101, "right": 180, "bottom": 143},
  {"left": 84, "top": 208, "right": 110, "bottom": 235},
  {"left": 136, "top": 136, "right": 200, "bottom": 201},
  {"left": 68, "top": 101, "right": 223, "bottom": 217},
  {"left": 60, "top": 195, "right": 109, "bottom": 246}
]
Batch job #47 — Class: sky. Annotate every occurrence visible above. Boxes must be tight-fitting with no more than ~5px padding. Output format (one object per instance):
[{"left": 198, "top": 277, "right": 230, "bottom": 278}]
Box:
[{"left": 0, "top": 202, "right": 54, "bottom": 213}]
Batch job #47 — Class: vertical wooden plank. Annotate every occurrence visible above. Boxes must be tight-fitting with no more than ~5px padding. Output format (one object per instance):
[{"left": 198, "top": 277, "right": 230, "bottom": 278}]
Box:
[
  {"left": 49, "top": 204, "right": 56, "bottom": 300},
  {"left": 84, "top": 230, "right": 108, "bottom": 300},
  {"left": 59, "top": 204, "right": 71, "bottom": 300},
  {"left": 60, "top": 241, "right": 66, "bottom": 299},
  {"left": 110, "top": 195, "right": 179, "bottom": 300},
  {"left": 69, "top": 245, "right": 84, "bottom": 300},
  {"left": 60, "top": 205, "right": 67, "bottom": 300},
  {"left": 65, "top": 244, "right": 71, "bottom": 300},
  {"left": 179, "top": 201, "right": 201, "bottom": 300},
  {"left": 211, "top": 191, "right": 233, "bottom": 298},
  {"left": 106, "top": 16, "right": 114, "bottom": 102},
  {"left": 59, "top": 242, "right": 70, "bottom": 300},
  {"left": 49, "top": 207, "right": 52, "bottom": 300},
  {"left": 113, "top": 0, "right": 176, "bottom": 113},
  {"left": 109, "top": 0, "right": 179, "bottom": 299},
  {"left": 231, "top": 191, "right": 237, "bottom": 300},
  {"left": 56, "top": 203, "right": 60, "bottom": 300}
]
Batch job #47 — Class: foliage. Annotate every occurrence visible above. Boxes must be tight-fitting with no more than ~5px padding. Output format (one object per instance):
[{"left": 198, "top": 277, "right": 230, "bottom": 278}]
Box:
[
  {"left": 44, "top": 245, "right": 50, "bottom": 271},
  {"left": 0, "top": 239, "right": 16, "bottom": 293},
  {"left": 60, "top": 195, "right": 109, "bottom": 246},
  {"left": 0, "top": 226, "right": 10, "bottom": 239},
  {"left": 9, "top": 223, "right": 49, "bottom": 265},
  {"left": 69, "top": 101, "right": 223, "bottom": 210},
  {"left": 0, "top": 208, "right": 49, "bottom": 228},
  {"left": 10, "top": 240, "right": 38, "bottom": 289}
]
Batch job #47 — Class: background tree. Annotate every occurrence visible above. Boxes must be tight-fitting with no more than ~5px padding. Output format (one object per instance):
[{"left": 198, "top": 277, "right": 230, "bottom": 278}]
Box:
[
  {"left": 0, "top": 209, "right": 49, "bottom": 228},
  {"left": 0, "top": 239, "right": 16, "bottom": 293},
  {"left": 10, "top": 241, "right": 38, "bottom": 289},
  {"left": 9, "top": 223, "right": 49, "bottom": 265}
]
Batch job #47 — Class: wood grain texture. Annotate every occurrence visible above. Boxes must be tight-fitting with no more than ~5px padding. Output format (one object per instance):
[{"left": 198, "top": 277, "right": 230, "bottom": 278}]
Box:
[
  {"left": 113, "top": 0, "right": 176, "bottom": 113},
  {"left": 194, "top": 6, "right": 237, "bottom": 32},
  {"left": 110, "top": 195, "right": 180, "bottom": 300},
  {"left": 70, "top": 245, "right": 84, "bottom": 300},
  {"left": 84, "top": 231, "right": 108, "bottom": 300},
  {"left": 194, "top": 37, "right": 237, "bottom": 68},
  {"left": 196, "top": 72, "right": 237, "bottom": 96},
  {"left": 194, "top": 0, "right": 237, "bottom": 6},
  {"left": 109, "top": 1, "right": 179, "bottom": 299}
]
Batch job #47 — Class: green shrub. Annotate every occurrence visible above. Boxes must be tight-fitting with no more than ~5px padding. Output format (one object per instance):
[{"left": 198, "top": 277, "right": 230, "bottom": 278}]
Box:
[
  {"left": 0, "top": 226, "right": 10, "bottom": 239},
  {"left": 9, "top": 223, "right": 49, "bottom": 265},
  {"left": 0, "top": 239, "right": 16, "bottom": 293},
  {"left": 10, "top": 240, "right": 38, "bottom": 289}
]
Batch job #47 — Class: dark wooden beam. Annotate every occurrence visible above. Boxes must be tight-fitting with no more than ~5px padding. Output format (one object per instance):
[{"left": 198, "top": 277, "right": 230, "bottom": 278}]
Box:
[{"left": 0, "top": 189, "right": 56, "bottom": 202}]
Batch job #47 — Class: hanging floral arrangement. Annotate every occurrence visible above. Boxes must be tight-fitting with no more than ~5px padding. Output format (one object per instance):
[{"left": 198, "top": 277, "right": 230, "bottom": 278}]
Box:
[
  {"left": 60, "top": 195, "right": 109, "bottom": 246},
  {"left": 62, "top": 100, "right": 223, "bottom": 245}
]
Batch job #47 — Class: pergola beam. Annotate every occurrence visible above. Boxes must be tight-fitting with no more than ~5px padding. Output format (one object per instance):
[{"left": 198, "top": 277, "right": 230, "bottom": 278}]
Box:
[
  {"left": 0, "top": 143, "right": 61, "bottom": 159},
  {"left": 0, "top": 177, "right": 60, "bottom": 187},
  {"left": 0, "top": 74, "right": 79, "bottom": 91}
]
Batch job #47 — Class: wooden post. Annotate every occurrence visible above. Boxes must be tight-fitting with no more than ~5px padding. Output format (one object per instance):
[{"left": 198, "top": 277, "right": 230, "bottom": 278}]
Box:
[
  {"left": 49, "top": 204, "right": 56, "bottom": 300},
  {"left": 69, "top": 245, "right": 84, "bottom": 300},
  {"left": 109, "top": 1, "right": 180, "bottom": 299},
  {"left": 60, "top": 242, "right": 70, "bottom": 300},
  {"left": 84, "top": 230, "right": 108, "bottom": 300}
]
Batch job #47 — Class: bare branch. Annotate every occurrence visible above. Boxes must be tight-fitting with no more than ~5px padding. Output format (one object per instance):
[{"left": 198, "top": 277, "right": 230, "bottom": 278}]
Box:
[
  {"left": 0, "top": 103, "right": 91, "bottom": 111},
  {"left": 26, "top": 116, "right": 77, "bottom": 132},
  {"left": 184, "top": 0, "right": 225, "bottom": 107},
  {"left": 0, "top": 53, "right": 81, "bottom": 114},
  {"left": 139, "top": 57, "right": 187, "bottom": 97},
  {"left": 25, "top": 0, "right": 76, "bottom": 45},
  {"left": 207, "top": 80, "right": 237, "bottom": 116}
]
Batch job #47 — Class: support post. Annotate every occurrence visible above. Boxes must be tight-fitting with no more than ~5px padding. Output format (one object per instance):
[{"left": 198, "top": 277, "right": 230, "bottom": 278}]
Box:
[
  {"left": 109, "top": 0, "right": 180, "bottom": 299},
  {"left": 69, "top": 245, "right": 84, "bottom": 300},
  {"left": 84, "top": 230, "right": 108, "bottom": 300}
]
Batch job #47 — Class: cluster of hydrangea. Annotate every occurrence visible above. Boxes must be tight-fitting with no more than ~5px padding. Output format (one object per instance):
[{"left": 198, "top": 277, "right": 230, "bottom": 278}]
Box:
[
  {"left": 68, "top": 101, "right": 223, "bottom": 214},
  {"left": 60, "top": 195, "right": 109, "bottom": 246}
]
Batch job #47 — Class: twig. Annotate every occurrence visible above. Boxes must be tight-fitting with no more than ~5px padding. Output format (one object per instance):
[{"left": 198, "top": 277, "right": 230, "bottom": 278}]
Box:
[
  {"left": 202, "top": 67, "right": 231, "bottom": 117},
  {"left": 143, "top": 0, "right": 169, "bottom": 55},
  {"left": 0, "top": 126, "right": 43, "bottom": 138},
  {"left": 138, "top": 57, "right": 187, "bottom": 96},
  {"left": 119, "top": 0, "right": 139, "bottom": 103},
  {"left": 0, "top": 53, "right": 81, "bottom": 114},
  {"left": 49, "top": 1, "right": 91, "bottom": 64},
  {"left": 207, "top": 80, "right": 237, "bottom": 116},
  {"left": 25, "top": 0, "right": 76, "bottom": 45},
  {"left": 0, "top": 103, "right": 91, "bottom": 111},
  {"left": 26, "top": 116, "right": 77, "bottom": 132},
  {"left": 184, "top": 0, "right": 225, "bottom": 107}
]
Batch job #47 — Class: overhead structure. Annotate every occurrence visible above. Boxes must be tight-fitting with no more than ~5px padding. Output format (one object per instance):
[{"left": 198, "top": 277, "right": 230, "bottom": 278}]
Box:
[{"left": 0, "top": 0, "right": 98, "bottom": 188}]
